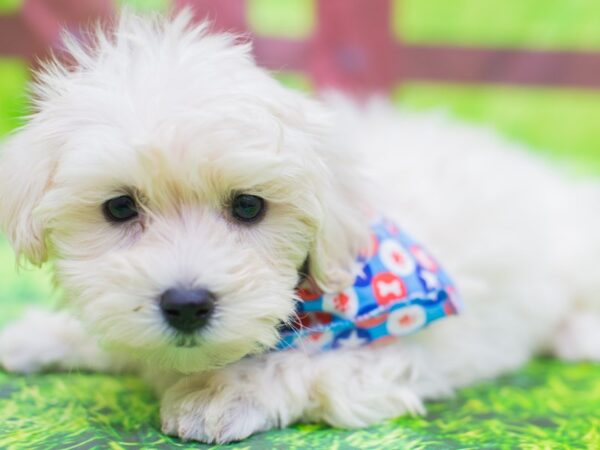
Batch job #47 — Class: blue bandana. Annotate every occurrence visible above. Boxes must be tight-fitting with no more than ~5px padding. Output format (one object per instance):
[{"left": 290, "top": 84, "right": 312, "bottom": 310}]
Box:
[{"left": 276, "top": 217, "right": 462, "bottom": 352}]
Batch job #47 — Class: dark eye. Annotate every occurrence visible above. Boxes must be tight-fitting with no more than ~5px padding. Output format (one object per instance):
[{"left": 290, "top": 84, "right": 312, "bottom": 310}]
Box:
[
  {"left": 103, "top": 195, "right": 138, "bottom": 223},
  {"left": 231, "top": 194, "right": 265, "bottom": 223}
]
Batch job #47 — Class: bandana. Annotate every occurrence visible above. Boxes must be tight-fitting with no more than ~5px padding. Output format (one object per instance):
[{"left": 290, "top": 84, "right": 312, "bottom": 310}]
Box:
[{"left": 276, "top": 217, "right": 462, "bottom": 352}]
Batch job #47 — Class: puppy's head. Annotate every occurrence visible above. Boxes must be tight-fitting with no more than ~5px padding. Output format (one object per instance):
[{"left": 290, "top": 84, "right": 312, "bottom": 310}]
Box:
[{"left": 0, "top": 11, "right": 369, "bottom": 372}]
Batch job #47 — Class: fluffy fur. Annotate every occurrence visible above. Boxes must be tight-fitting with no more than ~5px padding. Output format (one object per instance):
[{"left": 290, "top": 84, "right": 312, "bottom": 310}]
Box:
[{"left": 0, "top": 11, "right": 599, "bottom": 443}]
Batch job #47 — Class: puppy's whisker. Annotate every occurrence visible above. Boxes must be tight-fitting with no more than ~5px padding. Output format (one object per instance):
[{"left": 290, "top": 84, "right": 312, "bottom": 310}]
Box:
[{"left": 279, "top": 308, "right": 320, "bottom": 354}]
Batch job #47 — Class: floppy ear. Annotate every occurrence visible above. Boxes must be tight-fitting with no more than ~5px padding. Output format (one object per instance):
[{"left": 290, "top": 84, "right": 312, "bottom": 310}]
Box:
[
  {"left": 306, "top": 146, "right": 371, "bottom": 292},
  {"left": 0, "top": 130, "right": 57, "bottom": 265},
  {"left": 308, "top": 194, "right": 369, "bottom": 293},
  {"left": 289, "top": 97, "right": 371, "bottom": 293}
]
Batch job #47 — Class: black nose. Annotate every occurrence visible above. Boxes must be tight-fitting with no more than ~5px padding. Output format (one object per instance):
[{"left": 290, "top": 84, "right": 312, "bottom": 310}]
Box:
[{"left": 160, "top": 288, "right": 215, "bottom": 333}]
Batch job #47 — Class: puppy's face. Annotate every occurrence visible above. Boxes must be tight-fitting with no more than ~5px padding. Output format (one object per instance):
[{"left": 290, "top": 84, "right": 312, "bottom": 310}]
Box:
[
  {"left": 41, "top": 110, "right": 316, "bottom": 373},
  {"left": 0, "top": 14, "right": 368, "bottom": 373}
]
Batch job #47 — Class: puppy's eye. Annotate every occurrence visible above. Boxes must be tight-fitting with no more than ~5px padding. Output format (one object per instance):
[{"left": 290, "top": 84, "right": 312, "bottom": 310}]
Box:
[
  {"left": 231, "top": 194, "right": 265, "bottom": 223},
  {"left": 103, "top": 195, "right": 138, "bottom": 223}
]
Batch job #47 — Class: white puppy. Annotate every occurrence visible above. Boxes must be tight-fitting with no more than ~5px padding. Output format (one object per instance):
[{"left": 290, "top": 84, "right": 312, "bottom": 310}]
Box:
[{"left": 0, "top": 11, "right": 599, "bottom": 444}]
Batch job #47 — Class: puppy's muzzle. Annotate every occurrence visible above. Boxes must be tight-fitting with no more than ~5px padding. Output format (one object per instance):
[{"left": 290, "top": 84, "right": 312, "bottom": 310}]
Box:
[{"left": 160, "top": 288, "right": 215, "bottom": 333}]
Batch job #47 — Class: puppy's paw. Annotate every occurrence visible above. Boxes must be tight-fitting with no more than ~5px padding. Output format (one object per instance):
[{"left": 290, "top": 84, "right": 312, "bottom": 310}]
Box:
[
  {"left": 553, "top": 312, "right": 600, "bottom": 362},
  {"left": 0, "top": 309, "right": 101, "bottom": 373},
  {"left": 161, "top": 376, "right": 273, "bottom": 443}
]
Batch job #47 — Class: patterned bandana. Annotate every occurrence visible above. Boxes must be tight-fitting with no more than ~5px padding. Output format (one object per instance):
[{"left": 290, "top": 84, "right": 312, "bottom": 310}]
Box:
[{"left": 276, "top": 217, "right": 462, "bottom": 352}]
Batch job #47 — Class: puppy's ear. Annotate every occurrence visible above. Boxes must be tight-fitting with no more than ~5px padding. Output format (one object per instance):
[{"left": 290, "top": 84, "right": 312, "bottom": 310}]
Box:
[
  {"left": 262, "top": 84, "right": 371, "bottom": 292},
  {"left": 308, "top": 189, "right": 369, "bottom": 293},
  {"left": 291, "top": 98, "right": 371, "bottom": 293},
  {"left": 0, "top": 130, "right": 57, "bottom": 265}
]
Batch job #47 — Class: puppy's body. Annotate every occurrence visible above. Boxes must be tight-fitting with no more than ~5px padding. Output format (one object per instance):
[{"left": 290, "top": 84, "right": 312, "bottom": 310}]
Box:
[{"left": 1, "top": 12, "right": 599, "bottom": 443}]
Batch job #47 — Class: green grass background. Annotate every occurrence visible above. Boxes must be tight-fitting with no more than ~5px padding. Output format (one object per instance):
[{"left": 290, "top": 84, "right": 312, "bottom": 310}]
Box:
[{"left": 1, "top": 1, "right": 599, "bottom": 449}]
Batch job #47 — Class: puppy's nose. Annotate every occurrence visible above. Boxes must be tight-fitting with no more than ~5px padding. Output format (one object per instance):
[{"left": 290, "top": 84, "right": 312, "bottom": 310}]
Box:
[{"left": 160, "top": 288, "right": 215, "bottom": 333}]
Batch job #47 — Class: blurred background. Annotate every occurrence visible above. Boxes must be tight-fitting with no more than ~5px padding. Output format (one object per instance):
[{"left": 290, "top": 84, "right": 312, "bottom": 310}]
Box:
[{"left": 1, "top": 0, "right": 600, "bottom": 318}]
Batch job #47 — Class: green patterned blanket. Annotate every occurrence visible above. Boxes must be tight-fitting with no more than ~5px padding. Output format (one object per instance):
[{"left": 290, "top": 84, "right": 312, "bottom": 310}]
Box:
[
  {"left": 0, "top": 356, "right": 599, "bottom": 449},
  {"left": 2, "top": 245, "right": 599, "bottom": 450}
]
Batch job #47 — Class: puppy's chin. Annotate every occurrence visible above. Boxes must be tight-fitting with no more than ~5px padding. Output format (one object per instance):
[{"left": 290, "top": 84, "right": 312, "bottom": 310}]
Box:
[
  {"left": 98, "top": 328, "right": 276, "bottom": 373},
  {"left": 116, "top": 340, "right": 263, "bottom": 374}
]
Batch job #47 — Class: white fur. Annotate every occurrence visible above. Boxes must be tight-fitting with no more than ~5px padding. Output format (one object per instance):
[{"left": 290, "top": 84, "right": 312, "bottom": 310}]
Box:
[{"left": 0, "top": 10, "right": 599, "bottom": 444}]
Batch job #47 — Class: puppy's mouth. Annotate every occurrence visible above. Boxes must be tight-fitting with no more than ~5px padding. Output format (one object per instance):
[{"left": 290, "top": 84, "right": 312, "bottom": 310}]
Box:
[{"left": 173, "top": 334, "right": 200, "bottom": 348}]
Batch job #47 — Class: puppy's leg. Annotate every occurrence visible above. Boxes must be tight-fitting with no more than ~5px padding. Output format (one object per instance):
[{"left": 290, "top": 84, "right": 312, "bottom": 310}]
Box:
[
  {"left": 304, "top": 343, "right": 452, "bottom": 429},
  {"left": 0, "top": 308, "right": 115, "bottom": 373},
  {"left": 551, "top": 183, "right": 600, "bottom": 362},
  {"left": 159, "top": 352, "right": 313, "bottom": 443},
  {"left": 551, "top": 311, "right": 600, "bottom": 362},
  {"left": 159, "top": 344, "right": 449, "bottom": 443}
]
